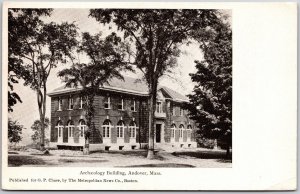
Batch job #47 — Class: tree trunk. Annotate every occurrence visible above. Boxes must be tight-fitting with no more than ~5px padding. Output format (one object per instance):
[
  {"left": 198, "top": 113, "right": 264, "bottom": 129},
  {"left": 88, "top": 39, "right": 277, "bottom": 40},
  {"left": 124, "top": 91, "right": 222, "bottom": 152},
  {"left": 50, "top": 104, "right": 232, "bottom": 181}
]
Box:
[
  {"left": 147, "top": 82, "right": 157, "bottom": 159},
  {"left": 147, "top": 94, "right": 155, "bottom": 159},
  {"left": 82, "top": 91, "right": 95, "bottom": 155}
]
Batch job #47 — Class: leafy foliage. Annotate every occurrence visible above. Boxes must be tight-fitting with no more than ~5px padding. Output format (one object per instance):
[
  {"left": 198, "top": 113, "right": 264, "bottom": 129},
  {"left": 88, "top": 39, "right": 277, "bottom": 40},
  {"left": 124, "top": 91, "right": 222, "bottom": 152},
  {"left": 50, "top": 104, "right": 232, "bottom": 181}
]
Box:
[
  {"left": 8, "top": 9, "right": 52, "bottom": 112},
  {"left": 8, "top": 118, "right": 24, "bottom": 144},
  {"left": 89, "top": 9, "right": 225, "bottom": 157},
  {"left": 8, "top": 8, "right": 78, "bottom": 148},
  {"left": 31, "top": 117, "right": 50, "bottom": 143},
  {"left": 58, "top": 32, "right": 131, "bottom": 141},
  {"left": 187, "top": 15, "right": 232, "bottom": 150}
]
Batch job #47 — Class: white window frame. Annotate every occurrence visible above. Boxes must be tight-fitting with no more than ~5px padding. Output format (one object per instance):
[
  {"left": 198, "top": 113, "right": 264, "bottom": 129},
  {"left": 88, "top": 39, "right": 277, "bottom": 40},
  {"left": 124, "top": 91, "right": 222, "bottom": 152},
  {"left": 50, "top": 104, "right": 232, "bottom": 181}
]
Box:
[
  {"left": 179, "top": 125, "right": 184, "bottom": 138},
  {"left": 55, "top": 122, "right": 63, "bottom": 138},
  {"left": 68, "top": 96, "right": 74, "bottom": 110},
  {"left": 79, "top": 120, "right": 86, "bottom": 138},
  {"left": 171, "top": 124, "right": 176, "bottom": 138},
  {"left": 116, "top": 125, "right": 124, "bottom": 138},
  {"left": 67, "top": 121, "right": 74, "bottom": 138},
  {"left": 156, "top": 101, "right": 162, "bottom": 113},
  {"left": 102, "top": 122, "right": 111, "bottom": 138},
  {"left": 118, "top": 98, "right": 124, "bottom": 110},
  {"left": 104, "top": 96, "right": 111, "bottom": 109},
  {"left": 129, "top": 123, "right": 137, "bottom": 138},
  {"left": 131, "top": 100, "right": 136, "bottom": 112},
  {"left": 58, "top": 98, "right": 62, "bottom": 111}
]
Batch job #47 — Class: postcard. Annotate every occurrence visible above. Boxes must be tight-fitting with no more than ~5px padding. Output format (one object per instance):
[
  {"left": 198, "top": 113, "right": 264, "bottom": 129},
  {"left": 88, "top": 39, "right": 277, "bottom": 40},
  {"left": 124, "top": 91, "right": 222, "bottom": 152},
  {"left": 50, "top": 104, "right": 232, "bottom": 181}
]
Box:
[{"left": 2, "top": 1, "right": 297, "bottom": 190}]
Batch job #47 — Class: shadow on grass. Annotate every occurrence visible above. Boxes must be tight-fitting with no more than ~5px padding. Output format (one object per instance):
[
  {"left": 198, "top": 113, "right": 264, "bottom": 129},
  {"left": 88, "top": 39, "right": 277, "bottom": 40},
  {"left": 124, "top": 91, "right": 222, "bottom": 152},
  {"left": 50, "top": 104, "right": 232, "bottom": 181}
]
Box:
[
  {"left": 8, "top": 155, "right": 47, "bottom": 167},
  {"left": 90, "top": 149, "right": 148, "bottom": 157},
  {"left": 8, "top": 151, "right": 19, "bottom": 154},
  {"left": 30, "top": 153, "right": 53, "bottom": 156},
  {"left": 90, "top": 150, "right": 165, "bottom": 161},
  {"left": 172, "top": 150, "right": 232, "bottom": 160},
  {"left": 120, "top": 163, "right": 195, "bottom": 168},
  {"left": 58, "top": 159, "right": 108, "bottom": 163}
]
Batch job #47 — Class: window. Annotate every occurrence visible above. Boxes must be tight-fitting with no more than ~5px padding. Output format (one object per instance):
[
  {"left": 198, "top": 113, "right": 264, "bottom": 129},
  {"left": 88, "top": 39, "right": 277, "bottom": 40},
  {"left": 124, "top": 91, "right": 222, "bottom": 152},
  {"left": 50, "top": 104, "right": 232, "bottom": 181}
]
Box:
[
  {"left": 180, "top": 107, "right": 184, "bottom": 116},
  {"left": 55, "top": 121, "right": 63, "bottom": 138},
  {"left": 131, "top": 100, "right": 136, "bottom": 111},
  {"left": 68, "top": 96, "right": 74, "bottom": 110},
  {"left": 58, "top": 98, "right": 62, "bottom": 111},
  {"left": 79, "top": 96, "right": 83, "bottom": 109},
  {"left": 104, "top": 96, "right": 111, "bottom": 109},
  {"left": 118, "top": 98, "right": 124, "bottom": 110},
  {"left": 67, "top": 120, "right": 74, "bottom": 137},
  {"left": 179, "top": 124, "right": 184, "bottom": 138},
  {"left": 116, "top": 120, "right": 124, "bottom": 138},
  {"left": 171, "top": 124, "right": 176, "bottom": 138},
  {"left": 172, "top": 105, "right": 176, "bottom": 116},
  {"left": 156, "top": 101, "right": 162, "bottom": 113},
  {"left": 102, "top": 119, "right": 111, "bottom": 138},
  {"left": 79, "top": 120, "right": 86, "bottom": 137},
  {"left": 129, "top": 121, "right": 137, "bottom": 138}
]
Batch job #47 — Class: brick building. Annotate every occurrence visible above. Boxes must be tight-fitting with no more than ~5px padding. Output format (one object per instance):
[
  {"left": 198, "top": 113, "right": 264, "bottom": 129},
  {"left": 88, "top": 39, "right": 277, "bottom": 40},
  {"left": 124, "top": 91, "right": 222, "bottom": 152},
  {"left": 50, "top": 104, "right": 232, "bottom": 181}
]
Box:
[{"left": 48, "top": 76, "right": 197, "bottom": 151}]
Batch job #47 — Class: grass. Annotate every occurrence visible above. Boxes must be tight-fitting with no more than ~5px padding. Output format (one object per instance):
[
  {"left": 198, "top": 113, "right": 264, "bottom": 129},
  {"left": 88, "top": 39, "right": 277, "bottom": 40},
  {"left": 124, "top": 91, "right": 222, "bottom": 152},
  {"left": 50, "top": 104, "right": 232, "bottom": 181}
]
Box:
[
  {"left": 58, "top": 159, "right": 108, "bottom": 163},
  {"left": 172, "top": 150, "right": 232, "bottom": 160},
  {"left": 8, "top": 155, "right": 47, "bottom": 167},
  {"left": 122, "top": 163, "right": 195, "bottom": 168}
]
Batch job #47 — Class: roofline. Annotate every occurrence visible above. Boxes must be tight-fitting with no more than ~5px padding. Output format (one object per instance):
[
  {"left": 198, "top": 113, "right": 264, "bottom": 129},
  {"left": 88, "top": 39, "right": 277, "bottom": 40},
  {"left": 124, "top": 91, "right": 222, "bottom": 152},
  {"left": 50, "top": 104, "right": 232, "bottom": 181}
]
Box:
[
  {"left": 47, "top": 86, "right": 149, "bottom": 97},
  {"left": 158, "top": 87, "right": 189, "bottom": 103}
]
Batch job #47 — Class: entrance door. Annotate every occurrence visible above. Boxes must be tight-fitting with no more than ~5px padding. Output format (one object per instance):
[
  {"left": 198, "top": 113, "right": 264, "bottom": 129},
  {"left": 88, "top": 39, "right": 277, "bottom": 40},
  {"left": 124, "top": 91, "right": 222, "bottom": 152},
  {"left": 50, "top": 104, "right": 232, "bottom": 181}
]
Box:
[{"left": 156, "top": 124, "right": 161, "bottom": 143}]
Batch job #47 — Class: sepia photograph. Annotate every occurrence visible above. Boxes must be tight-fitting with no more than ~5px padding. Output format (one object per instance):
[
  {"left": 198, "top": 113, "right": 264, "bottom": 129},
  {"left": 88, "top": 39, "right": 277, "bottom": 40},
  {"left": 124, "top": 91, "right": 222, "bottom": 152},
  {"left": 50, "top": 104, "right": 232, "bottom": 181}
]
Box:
[
  {"left": 2, "top": 2, "right": 296, "bottom": 191},
  {"left": 7, "top": 8, "right": 232, "bottom": 168}
]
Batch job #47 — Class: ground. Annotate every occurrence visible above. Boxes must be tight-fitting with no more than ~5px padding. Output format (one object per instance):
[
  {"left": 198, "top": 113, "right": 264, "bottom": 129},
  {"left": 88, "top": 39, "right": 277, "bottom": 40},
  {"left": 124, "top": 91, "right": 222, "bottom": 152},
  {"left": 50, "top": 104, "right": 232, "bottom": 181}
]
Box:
[{"left": 8, "top": 148, "right": 232, "bottom": 168}]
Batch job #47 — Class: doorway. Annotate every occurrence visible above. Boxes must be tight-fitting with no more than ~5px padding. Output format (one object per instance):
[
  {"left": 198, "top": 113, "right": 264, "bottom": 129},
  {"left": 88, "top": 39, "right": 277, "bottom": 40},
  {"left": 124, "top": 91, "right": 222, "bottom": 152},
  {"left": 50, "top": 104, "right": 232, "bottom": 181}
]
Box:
[{"left": 156, "top": 124, "right": 161, "bottom": 143}]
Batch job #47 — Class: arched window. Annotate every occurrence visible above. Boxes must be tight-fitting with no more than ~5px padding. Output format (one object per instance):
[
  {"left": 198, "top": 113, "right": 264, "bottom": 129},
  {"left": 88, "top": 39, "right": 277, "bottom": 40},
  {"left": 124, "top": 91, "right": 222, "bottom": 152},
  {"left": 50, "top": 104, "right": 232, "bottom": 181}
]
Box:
[
  {"left": 129, "top": 120, "right": 137, "bottom": 138},
  {"left": 171, "top": 124, "right": 176, "bottom": 138},
  {"left": 116, "top": 120, "right": 125, "bottom": 138},
  {"left": 102, "top": 119, "right": 111, "bottom": 138},
  {"left": 67, "top": 120, "right": 74, "bottom": 138},
  {"left": 79, "top": 120, "right": 86, "bottom": 138},
  {"left": 179, "top": 124, "right": 184, "bottom": 138},
  {"left": 55, "top": 121, "right": 63, "bottom": 138}
]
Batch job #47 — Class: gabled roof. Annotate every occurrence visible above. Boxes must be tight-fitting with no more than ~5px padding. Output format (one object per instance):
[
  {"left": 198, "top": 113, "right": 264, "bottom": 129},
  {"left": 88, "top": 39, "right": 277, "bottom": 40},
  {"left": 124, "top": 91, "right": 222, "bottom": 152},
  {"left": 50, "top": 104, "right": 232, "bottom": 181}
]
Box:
[
  {"left": 48, "top": 76, "right": 189, "bottom": 102},
  {"left": 159, "top": 86, "right": 189, "bottom": 102}
]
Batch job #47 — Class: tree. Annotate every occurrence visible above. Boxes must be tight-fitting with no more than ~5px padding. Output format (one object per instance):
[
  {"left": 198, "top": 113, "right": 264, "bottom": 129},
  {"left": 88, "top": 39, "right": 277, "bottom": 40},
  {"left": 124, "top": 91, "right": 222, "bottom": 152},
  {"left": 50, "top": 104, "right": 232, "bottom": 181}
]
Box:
[
  {"left": 8, "top": 9, "right": 78, "bottom": 150},
  {"left": 89, "top": 9, "right": 223, "bottom": 158},
  {"left": 187, "top": 15, "right": 232, "bottom": 157},
  {"left": 58, "top": 32, "right": 130, "bottom": 154},
  {"left": 8, "top": 9, "right": 50, "bottom": 112},
  {"left": 31, "top": 117, "right": 50, "bottom": 145},
  {"left": 8, "top": 118, "right": 24, "bottom": 145}
]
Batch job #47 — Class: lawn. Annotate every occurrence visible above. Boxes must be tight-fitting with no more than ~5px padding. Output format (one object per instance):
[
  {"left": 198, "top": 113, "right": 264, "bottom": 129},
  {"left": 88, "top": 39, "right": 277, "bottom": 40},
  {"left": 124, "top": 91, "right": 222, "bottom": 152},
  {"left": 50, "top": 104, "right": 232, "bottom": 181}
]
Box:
[{"left": 8, "top": 148, "right": 232, "bottom": 168}]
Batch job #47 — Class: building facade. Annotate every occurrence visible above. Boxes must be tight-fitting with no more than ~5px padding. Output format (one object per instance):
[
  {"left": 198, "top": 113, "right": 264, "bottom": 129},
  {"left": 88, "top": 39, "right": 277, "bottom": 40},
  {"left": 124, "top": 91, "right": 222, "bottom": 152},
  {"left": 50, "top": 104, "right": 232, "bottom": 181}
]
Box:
[{"left": 48, "top": 76, "right": 197, "bottom": 151}]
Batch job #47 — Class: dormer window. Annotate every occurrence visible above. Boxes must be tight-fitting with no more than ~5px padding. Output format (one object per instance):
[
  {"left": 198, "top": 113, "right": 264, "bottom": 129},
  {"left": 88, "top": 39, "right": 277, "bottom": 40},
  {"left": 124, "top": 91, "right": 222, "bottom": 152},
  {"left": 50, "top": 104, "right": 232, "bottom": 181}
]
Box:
[
  {"left": 68, "top": 96, "right": 74, "bottom": 110},
  {"left": 58, "top": 97, "right": 62, "bottom": 111},
  {"left": 104, "top": 96, "right": 111, "bottom": 109},
  {"left": 131, "top": 100, "right": 136, "bottom": 112},
  {"left": 118, "top": 98, "right": 124, "bottom": 110}
]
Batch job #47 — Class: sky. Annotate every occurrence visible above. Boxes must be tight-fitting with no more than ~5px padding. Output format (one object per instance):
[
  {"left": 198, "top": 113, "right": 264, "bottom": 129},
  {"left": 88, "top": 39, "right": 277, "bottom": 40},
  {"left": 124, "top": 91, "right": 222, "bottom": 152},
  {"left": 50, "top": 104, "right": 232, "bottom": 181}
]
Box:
[{"left": 9, "top": 9, "right": 204, "bottom": 145}]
